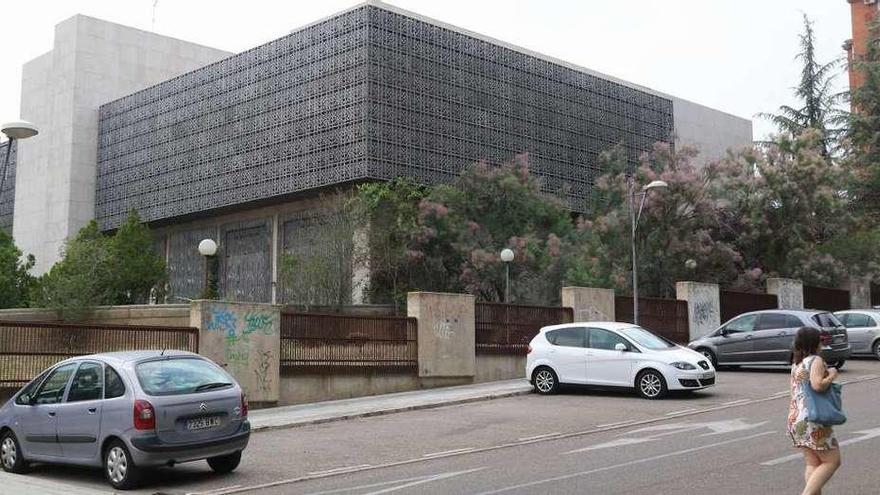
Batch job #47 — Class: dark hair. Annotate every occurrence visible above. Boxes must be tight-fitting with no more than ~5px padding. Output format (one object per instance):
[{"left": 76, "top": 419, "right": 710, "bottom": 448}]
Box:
[{"left": 793, "top": 326, "right": 820, "bottom": 364}]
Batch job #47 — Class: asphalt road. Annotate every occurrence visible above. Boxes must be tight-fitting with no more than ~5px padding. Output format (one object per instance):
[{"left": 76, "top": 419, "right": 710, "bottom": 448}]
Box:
[{"left": 13, "top": 359, "right": 880, "bottom": 494}]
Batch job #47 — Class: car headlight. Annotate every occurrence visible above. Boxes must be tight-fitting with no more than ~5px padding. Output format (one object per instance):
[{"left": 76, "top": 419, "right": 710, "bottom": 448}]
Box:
[{"left": 670, "top": 362, "right": 697, "bottom": 370}]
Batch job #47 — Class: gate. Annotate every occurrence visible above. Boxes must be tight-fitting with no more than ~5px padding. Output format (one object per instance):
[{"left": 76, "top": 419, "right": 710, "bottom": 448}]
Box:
[
  {"left": 615, "top": 296, "right": 689, "bottom": 344},
  {"left": 804, "top": 286, "right": 850, "bottom": 312},
  {"left": 720, "top": 291, "right": 778, "bottom": 323},
  {"left": 475, "top": 303, "right": 573, "bottom": 354}
]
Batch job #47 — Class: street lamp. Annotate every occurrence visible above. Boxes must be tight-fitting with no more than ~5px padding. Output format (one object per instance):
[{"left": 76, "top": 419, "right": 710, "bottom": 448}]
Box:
[
  {"left": 500, "top": 248, "right": 514, "bottom": 303},
  {"left": 0, "top": 121, "right": 39, "bottom": 210},
  {"left": 198, "top": 238, "right": 219, "bottom": 299},
  {"left": 630, "top": 179, "right": 668, "bottom": 325}
]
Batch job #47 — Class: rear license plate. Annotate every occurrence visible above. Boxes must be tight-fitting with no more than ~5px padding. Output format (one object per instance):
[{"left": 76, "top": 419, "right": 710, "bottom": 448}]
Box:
[
  {"left": 186, "top": 416, "right": 221, "bottom": 430},
  {"left": 701, "top": 373, "right": 714, "bottom": 380}
]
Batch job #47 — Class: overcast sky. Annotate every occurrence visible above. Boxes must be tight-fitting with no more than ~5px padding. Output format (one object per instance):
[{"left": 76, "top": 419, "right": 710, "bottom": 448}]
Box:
[{"left": 0, "top": 0, "right": 852, "bottom": 141}]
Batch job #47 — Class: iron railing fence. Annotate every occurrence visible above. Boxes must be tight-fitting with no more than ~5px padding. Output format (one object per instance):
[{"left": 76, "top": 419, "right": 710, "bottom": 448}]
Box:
[
  {"left": 804, "top": 286, "right": 850, "bottom": 313},
  {"left": 615, "top": 296, "right": 689, "bottom": 344},
  {"left": 720, "top": 291, "right": 778, "bottom": 323},
  {"left": 475, "top": 302, "right": 573, "bottom": 355}
]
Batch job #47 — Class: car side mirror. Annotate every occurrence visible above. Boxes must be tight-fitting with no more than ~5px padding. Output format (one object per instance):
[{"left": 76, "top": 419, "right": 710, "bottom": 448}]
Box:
[
  {"left": 614, "top": 343, "right": 628, "bottom": 352},
  {"left": 720, "top": 328, "right": 731, "bottom": 336}
]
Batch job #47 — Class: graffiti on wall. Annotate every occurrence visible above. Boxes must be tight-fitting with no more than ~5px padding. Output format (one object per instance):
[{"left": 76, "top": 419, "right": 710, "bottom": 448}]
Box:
[{"left": 432, "top": 318, "right": 458, "bottom": 340}]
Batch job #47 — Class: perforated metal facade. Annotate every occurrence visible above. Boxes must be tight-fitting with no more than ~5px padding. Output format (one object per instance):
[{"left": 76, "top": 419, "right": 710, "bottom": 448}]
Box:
[
  {"left": 0, "top": 141, "right": 15, "bottom": 233},
  {"left": 96, "top": 4, "right": 673, "bottom": 231}
]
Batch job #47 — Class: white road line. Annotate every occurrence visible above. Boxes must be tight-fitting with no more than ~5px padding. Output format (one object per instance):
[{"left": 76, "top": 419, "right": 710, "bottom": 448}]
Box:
[
  {"left": 475, "top": 431, "right": 775, "bottom": 495},
  {"left": 594, "top": 421, "right": 635, "bottom": 428},
  {"left": 305, "top": 475, "right": 437, "bottom": 495},
  {"left": 360, "top": 468, "right": 485, "bottom": 495},
  {"left": 422, "top": 447, "right": 475, "bottom": 457},
  {"left": 187, "top": 487, "right": 243, "bottom": 495},
  {"left": 665, "top": 408, "right": 697, "bottom": 416},
  {"left": 760, "top": 426, "right": 880, "bottom": 466},
  {"left": 518, "top": 432, "right": 561, "bottom": 441},
  {"left": 307, "top": 465, "right": 371, "bottom": 476},
  {"left": 721, "top": 399, "right": 750, "bottom": 406}
]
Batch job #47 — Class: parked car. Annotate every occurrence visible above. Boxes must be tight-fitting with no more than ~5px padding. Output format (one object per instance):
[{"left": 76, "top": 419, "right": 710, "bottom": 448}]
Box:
[
  {"left": 0, "top": 351, "right": 250, "bottom": 490},
  {"left": 688, "top": 309, "right": 851, "bottom": 368},
  {"left": 526, "top": 322, "right": 715, "bottom": 399},
  {"left": 834, "top": 310, "right": 880, "bottom": 360}
]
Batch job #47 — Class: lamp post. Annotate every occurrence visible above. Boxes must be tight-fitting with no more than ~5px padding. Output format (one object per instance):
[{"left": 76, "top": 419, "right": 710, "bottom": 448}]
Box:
[
  {"left": 0, "top": 121, "right": 39, "bottom": 209},
  {"left": 198, "top": 238, "right": 218, "bottom": 299},
  {"left": 630, "top": 179, "right": 668, "bottom": 325},
  {"left": 500, "top": 248, "right": 514, "bottom": 303}
]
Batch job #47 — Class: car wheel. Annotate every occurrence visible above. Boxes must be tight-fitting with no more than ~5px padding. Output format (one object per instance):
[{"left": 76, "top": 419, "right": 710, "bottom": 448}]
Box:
[
  {"left": 104, "top": 440, "right": 141, "bottom": 490},
  {"left": 874, "top": 341, "right": 880, "bottom": 361},
  {"left": 636, "top": 369, "right": 668, "bottom": 399},
  {"left": 532, "top": 367, "right": 559, "bottom": 395},
  {"left": 207, "top": 451, "right": 242, "bottom": 474},
  {"left": 0, "top": 430, "right": 28, "bottom": 474},
  {"left": 696, "top": 348, "right": 717, "bottom": 368}
]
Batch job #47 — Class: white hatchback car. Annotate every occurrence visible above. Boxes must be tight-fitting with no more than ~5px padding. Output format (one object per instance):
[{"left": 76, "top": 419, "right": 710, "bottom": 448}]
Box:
[{"left": 526, "top": 322, "right": 715, "bottom": 399}]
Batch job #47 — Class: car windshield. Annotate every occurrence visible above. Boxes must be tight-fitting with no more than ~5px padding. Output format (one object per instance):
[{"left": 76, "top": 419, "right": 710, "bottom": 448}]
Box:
[
  {"left": 620, "top": 326, "right": 677, "bottom": 350},
  {"left": 135, "top": 358, "right": 232, "bottom": 396},
  {"left": 812, "top": 312, "right": 843, "bottom": 328}
]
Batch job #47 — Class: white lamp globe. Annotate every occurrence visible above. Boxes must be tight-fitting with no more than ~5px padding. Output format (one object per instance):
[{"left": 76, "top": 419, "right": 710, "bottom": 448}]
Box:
[
  {"left": 500, "top": 248, "right": 515, "bottom": 263},
  {"left": 198, "top": 238, "right": 218, "bottom": 257},
  {"left": 1, "top": 121, "right": 39, "bottom": 140}
]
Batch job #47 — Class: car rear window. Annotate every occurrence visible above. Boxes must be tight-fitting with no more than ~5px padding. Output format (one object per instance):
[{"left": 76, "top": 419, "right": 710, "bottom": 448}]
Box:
[
  {"left": 135, "top": 358, "right": 232, "bottom": 396},
  {"left": 812, "top": 313, "right": 843, "bottom": 328}
]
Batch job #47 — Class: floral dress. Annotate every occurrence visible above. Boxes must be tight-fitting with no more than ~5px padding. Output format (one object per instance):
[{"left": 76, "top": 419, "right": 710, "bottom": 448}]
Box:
[{"left": 788, "top": 356, "right": 839, "bottom": 451}]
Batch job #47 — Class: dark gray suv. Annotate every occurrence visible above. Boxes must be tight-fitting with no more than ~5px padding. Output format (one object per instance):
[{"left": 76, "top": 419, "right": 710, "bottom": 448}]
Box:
[{"left": 687, "top": 309, "right": 851, "bottom": 368}]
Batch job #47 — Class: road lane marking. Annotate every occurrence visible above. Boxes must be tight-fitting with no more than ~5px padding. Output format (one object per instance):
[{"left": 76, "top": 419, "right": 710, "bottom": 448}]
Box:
[
  {"left": 475, "top": 431, "right": 775, "bottom": 495},
  {"left": 305, "top": 475, "right": 437, "bottom": 495},
  {"left": 187, "top": 487, "right": 243, "bottom": 495},
  {"left": 721, "top": 399, "right": 750, "bottom": 406},
  {"left": 594, "top": 421, "right": 635, "bottom": 428},
  {"left": 422, "top": 447, "right": 475, "bottom": 457},
  {"left": 518, "top": 432, "right": 561, "bottom": 441},
  {"left": 307, "top": 465, "right": 371, "bottom": 476},
  {"left": 359, "top": 468, "right": 486, "bottom": 495},
  {"left": 760, "top": 427, "right": 880, "bottom": 466},
  {"left": 665, "top": 408, "right": 697, "bottom": 416}
]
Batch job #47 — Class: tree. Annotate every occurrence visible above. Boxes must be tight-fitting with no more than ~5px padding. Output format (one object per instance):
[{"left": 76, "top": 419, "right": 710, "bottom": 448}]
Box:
[
  {"left": 0, "top": 230, "right": 36, "bottom": 309},
  {"left": 848, "top": 11, "right": 880, "bottom": 217},
  {"left": 570, "top": 143, "right": 748, "bottom": 298},
  {"left": 108, "top": 211, "right": 168, "bottom": 305},
  {"left": 412, "top": 155, "right": 576, "bottom": 305},
  {"left": 759, "top": 14, "right": 846, "bottom": 157}
]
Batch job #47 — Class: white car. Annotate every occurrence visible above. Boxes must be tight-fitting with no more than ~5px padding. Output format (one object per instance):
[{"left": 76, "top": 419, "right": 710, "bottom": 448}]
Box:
[{"left": 526, "top": 322, "right": 715, "bottom": 399}]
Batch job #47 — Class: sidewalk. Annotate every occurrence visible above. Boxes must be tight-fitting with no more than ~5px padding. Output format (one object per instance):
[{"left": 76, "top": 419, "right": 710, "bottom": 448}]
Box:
[
  {"left": 0, "top": 472, "right": 111, "bottom": 495},
  {"left": 249, "top": 379, "right": 533, "bottom": 431}
]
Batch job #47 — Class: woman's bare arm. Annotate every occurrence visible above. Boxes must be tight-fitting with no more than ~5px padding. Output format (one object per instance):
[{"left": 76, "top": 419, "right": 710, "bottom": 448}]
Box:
[{"left": 810, "top": 357, "right": 837, "bottom": 392}]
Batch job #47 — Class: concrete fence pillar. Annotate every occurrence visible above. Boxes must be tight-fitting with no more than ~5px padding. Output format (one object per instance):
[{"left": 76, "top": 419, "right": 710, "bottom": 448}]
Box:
[
  {"left": 843, "top": 277, "right": 871, "bottom": 309},
  {"left": 407, "top": 292, "right": 475, "bottom": 380},
  {"left": 191, "top": 300, "right": 281, "bottom": 404},
  {"left": 675, "top": 282, "right": 721, "bottom": 341},
  {"left": 560, "top": 287, "right": 615, "bottom": 322},
  {"left": 766, "top": 278, "right": 804, "bottom": 310}
]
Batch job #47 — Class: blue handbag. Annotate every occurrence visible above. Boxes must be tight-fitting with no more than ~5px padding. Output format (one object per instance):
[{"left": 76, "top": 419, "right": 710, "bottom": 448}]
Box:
[{"left": 802, "top": 356, "right": 847, "bottom": 426}]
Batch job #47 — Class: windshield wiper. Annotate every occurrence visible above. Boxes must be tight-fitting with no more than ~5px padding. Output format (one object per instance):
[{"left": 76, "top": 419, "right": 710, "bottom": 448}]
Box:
[{"left": 194, "top": 382, "right": 232, "bottom": 392}]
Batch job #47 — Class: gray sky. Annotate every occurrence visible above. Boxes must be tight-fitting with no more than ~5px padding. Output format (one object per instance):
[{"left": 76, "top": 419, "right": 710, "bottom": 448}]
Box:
[{"left": 0, "top": 0, "right": 852, "bottom": 141}]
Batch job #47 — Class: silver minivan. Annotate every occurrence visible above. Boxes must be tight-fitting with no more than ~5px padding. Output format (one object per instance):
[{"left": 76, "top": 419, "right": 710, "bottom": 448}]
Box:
[
  {"left": 688, "top": 309, "right": 851, "bottom": 368},
  {"left": 835, "top": 310, "right": 880, "bottom": 360},
  {"left": 0, "top": 350, "right": 250, "bottom": 490}
]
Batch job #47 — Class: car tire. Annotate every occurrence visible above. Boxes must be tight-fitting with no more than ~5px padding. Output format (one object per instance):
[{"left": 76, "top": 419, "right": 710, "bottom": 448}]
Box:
[
  {"left": 696, "top": 348, "right": 717, "bottom": 368},
  {"left": 874, "top": 340, "right": 880, "bottom": 361},
  {"left": 636, "top": 369, "right": 668, "bottom": 399},
  {"left": 207, "top": 451, "right": 242, "bottom": 474},
  {"left": 0, "top": 430, "right": 28, "bottom": 474},
  {"left": 104, "top": 439, "right": 141, "bottom": 490},
  {"left": 532, "top": 367, "right": 560, "bottom": 395}
]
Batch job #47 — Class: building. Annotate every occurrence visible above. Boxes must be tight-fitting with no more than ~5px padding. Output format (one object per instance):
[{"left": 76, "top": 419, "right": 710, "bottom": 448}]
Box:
[
  {"left": 844, "top": 0, "right": 879, "bottom": 95},
  {"left": 9, "top": 1, "right": 753, "bottom": 303}
]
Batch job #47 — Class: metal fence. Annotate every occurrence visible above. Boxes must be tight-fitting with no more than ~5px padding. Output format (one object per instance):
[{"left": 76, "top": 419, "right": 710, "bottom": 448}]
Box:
[
  {"left": 0, "top": 321, "right": 199, "bottom": 387},
  {"left": 280, "top": 312, "right": 418, "bottom": 371},
  {"left": 720, "top": 291, "right": 778, "bottom": 323},
  {"left": 804, "top": 286, "right": 850, "bottom": 312},
  {"left": 475, "top": 302, "right": 573, "bottom": 354},
  {"left": 615, "top": 296, "right": 689, "bottom": 344}
]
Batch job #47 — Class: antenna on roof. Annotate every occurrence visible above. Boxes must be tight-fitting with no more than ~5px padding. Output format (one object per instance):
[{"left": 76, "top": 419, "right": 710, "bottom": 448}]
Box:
[{"left": 151, "top": 0, "right": 159, "bottom": 31}]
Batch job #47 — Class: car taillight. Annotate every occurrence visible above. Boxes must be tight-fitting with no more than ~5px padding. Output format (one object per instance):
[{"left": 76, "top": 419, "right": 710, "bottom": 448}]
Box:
[
  {"left": 820, "top": 333, "right": 833, "bottom": 346},
  {"left": 527, "top": 345, "right": 533, "bottom": 354},
  {"left": 241, "top": 392, "right": 248, "bottom": 418},
  {"left": 133, "top": 400, "right": 155, "bottom": 430}
]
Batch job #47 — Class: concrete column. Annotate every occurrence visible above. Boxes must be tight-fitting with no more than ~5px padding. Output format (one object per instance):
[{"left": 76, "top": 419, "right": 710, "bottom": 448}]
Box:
[
  {"left": 766, "top": 278, "right": 804, "bottom": 310},
  {"left": 560, "top": 287, "right": 615, "bottom": 322},
  {"left": 191, "top": 300, "right": 280, "bottom": 404},
  {"left": 675, "top": 282, "right": 721, "bottom": 341},
  {"left": 407, "top": 292, "right": 475, "bottom": 379},
  {"left": 842, "top": 277, "right": 870, "bottom": 309},
  {"left": 351, "top": 223, "right": 370, "bottom": 305}
]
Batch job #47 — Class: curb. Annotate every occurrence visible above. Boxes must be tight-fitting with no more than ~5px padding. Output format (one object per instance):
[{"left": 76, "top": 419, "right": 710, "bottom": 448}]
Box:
[{"left": 251, "top": 388, "right": 534, "bottom": 432}]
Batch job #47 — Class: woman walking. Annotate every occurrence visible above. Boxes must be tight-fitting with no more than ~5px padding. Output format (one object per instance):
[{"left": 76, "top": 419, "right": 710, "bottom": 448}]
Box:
[{"left": 788, "top": 327, "right": 841, "bottom": 495}]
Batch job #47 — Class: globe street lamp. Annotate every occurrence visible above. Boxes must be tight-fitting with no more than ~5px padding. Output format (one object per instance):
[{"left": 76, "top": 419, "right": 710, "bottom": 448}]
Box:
[
  {"left": 0, "top": 121, "right": 39, "bottom": 210},
  {"left": 630, "top": 179, "right": 668, "bottom": 325},
  {"left": 500, "top": 248, "right": 514, "bottom": 303},
  {"left": 198, "top": 238, "right": 219, "bottom": 299}
]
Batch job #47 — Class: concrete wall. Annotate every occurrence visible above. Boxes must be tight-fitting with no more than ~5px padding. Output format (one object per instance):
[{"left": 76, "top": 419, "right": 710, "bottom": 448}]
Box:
[
  {"left": 408, "top": 292, "right": 476, "bottom": 379},
  {"left": 279, "top": 372, "right": 419, "bottom": 406},
  {"left": 475, "top": 354, "right": 525, "bottom": 383},
  {"left": 14, "top": 15, "right": 230, "bottom": 274},
  {"left": 672, "top": 97, "right": 753, "bottom": 164},
  {"left": 0, "top": 304, "right": 190, "bottom": 326},
  {"left": 767, "top": 278, "right": 804, "bottom": 310},
  {"left": 561, "top": 286, "right": 615, "bottom": 322},
  {"left": 676, "top": 281, "right": 721, "bottom": 341},
  {"left": 844, "top": 277, "right": 871, "bottom": 310}
]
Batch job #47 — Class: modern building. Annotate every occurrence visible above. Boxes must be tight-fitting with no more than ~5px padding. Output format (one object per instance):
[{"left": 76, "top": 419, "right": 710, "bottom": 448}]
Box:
[
  {"left": 8, "top": 1, "right": 752, "bottom": 303},
  {"left": 844, "top": 0, "right": 878, "bottom": 96}
]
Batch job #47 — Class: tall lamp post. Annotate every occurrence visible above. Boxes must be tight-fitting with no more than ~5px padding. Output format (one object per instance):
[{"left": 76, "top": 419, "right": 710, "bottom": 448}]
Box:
[
  {"left": 0, "top": 121, "right": 39, "bottom": 209},
  {"left": 500, "top": 248, "right": 514, "bottom": 303},
  {"left": 198, "top": 238, "right": 219, "bottom": 299},
  {"left": 630, "top": 179, "right": 668, "bottom": 325}
]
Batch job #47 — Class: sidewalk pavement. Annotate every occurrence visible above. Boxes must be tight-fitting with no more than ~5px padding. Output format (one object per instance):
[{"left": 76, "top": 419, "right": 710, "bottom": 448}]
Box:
[
  {"left": 0, "top": 471, "right": 112, "bottom": 495},
  {"left": 249, "top": 379, "right": 533, "bottom": 431}
]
